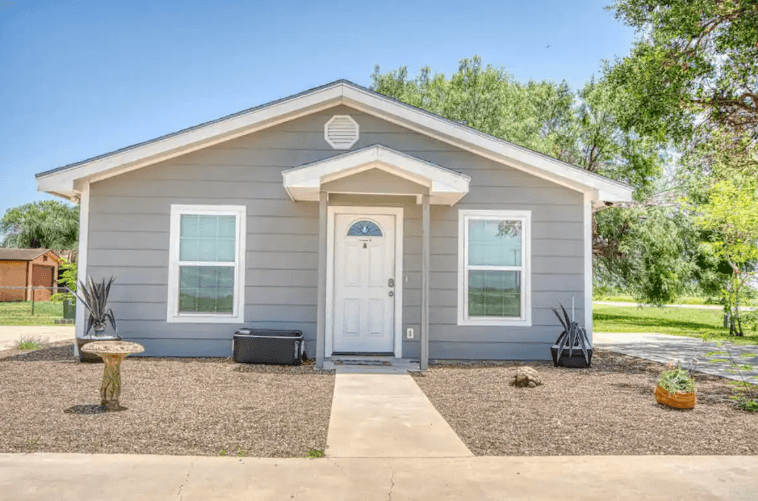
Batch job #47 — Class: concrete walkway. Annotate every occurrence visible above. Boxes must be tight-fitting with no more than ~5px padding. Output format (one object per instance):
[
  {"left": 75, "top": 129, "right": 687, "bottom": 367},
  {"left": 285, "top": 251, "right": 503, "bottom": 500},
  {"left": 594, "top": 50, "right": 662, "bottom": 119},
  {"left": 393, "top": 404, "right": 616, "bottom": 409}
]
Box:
[
  {"left": 2, "top": 453, "right": 756, "bottom": 500},
  {"left": 0, "top": 325, "right": 75, "bottom": 351},
  {"left": 595, "top": 332, "right": 758, "bottom": 382},
  {"left": 326, "top": 372, "right": 473, "bottom": 458}
]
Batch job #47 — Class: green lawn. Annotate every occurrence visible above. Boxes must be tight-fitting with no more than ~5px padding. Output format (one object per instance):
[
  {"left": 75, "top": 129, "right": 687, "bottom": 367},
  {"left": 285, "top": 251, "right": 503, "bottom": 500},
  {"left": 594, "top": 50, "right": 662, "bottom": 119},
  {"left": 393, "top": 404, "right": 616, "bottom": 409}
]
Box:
[
  {"left": 0, "top": 301, "right": 65, "bottom": 326},
  {"left": 593, "top": 304, "right": 758, "bottom": 345},
  {"left": 593, "top": 294, "right": 723, "bottom": 306}
]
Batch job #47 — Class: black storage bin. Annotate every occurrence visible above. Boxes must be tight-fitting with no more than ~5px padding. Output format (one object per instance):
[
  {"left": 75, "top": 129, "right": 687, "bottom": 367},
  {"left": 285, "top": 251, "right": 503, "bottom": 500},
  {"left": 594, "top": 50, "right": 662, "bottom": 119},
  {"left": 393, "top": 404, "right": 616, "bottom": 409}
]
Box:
[{"left": 233, "top": 329, "right": 305, "bottom": 365}]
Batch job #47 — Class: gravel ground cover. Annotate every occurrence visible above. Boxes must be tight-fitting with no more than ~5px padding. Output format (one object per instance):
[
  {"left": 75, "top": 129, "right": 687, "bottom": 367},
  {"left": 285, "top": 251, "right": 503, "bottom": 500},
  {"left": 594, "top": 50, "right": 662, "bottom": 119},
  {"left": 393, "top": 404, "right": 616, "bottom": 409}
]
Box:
[
  {"left": 0, "top": 343, "right": 335, "bottom": 457},
  {"left": 412, "top": 350, "right": 758, "bottom": 456}
]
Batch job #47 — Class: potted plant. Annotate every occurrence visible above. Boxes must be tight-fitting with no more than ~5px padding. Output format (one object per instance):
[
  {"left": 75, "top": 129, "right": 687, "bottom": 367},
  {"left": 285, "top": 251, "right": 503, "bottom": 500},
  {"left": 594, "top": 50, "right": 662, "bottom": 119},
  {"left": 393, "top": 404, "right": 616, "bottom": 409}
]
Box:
[
  {"left": 550, "top": 303, "right": 592, "bottom": 368},
  {"left": 655, "top": 362, "right": 697, "bottom": 409},
  {"left": 74, "top": 276, "right": 120, "bottom": 362}
]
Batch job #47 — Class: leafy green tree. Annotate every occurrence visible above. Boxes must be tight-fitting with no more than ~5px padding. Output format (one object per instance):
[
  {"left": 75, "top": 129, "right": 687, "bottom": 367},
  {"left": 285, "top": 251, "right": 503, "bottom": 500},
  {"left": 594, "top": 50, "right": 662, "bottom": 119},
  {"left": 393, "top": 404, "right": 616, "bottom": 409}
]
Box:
[
  {"left": 0, "top": 201, "right": 79, "bottom": 249},
  {"left": 594, "top": 206, "right": 701, "bottom": 305},
  {"left": 371, "top": 56, "right": 664, "bottom": 196},
  {"left": 607, "top": 0, "right": 758, "bottom": 139},
  {"left": 696, "top": 177, "right": 758, "bottom": 336},
  {"left": 371, "top": 58, "right": 577, "bottom": 158}
]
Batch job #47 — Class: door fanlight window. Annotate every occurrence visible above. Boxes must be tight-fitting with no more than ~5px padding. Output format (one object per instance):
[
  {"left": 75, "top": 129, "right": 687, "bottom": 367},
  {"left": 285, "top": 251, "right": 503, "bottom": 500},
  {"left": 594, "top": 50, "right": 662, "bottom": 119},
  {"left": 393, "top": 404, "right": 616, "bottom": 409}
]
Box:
[{"left": 347, "top": 220, "right": 383, "bottom": 237}]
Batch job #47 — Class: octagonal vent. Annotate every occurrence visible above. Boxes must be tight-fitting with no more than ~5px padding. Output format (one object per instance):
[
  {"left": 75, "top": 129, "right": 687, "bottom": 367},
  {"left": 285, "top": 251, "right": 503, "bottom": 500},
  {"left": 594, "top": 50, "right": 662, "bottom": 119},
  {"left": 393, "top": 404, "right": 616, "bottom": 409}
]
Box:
[{"left": 324, "top": 115, "right": 359, "bottom": 150}]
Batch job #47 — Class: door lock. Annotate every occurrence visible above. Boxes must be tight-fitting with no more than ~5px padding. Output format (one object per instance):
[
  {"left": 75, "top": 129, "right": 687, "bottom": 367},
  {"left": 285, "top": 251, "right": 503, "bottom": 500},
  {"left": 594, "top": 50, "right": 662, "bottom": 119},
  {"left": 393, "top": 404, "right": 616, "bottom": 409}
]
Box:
[
  {"left": 388, "top": 278, "right": 395, "bottom": 288},
  {"left": 388, "top": 291, "right": 394, "bottom": 297}
]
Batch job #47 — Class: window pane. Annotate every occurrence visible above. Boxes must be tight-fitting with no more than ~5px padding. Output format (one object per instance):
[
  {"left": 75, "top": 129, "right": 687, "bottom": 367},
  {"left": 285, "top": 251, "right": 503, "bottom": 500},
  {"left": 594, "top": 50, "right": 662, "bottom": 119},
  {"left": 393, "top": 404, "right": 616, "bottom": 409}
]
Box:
[
  {"left": 180, "top": 214, "right": 199, "bottom": 237},
  {"left": 179, "top": 214, "right": 236, "bottom": 263},
  {"left": 216, "top": 237, "right": 236, "bottom": 261},
  {"left": 468, "top": 219, "right": 522, "bottom": 267},
  {"left": 179, "top": 266, "right": 234, "bottom": 313},
  {"left": 347, "top": 220, "right": 383, "bottom": 237},
  {"left": 468, "top": 270, "right": 521, "bottom": 318}
]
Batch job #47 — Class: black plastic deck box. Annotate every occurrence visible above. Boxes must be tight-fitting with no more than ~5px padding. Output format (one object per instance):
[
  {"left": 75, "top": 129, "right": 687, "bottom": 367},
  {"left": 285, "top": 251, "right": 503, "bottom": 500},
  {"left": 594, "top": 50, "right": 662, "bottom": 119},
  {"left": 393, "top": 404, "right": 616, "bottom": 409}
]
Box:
[{"left": 233, "top": 329, "right": 305, "bottom": 365}]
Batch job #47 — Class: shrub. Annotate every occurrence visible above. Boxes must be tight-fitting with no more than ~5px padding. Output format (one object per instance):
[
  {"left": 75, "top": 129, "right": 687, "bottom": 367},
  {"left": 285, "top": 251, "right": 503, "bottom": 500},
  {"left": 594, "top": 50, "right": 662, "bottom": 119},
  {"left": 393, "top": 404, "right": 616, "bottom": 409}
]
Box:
[{"left": 657, "top": 365, "right": 696, "bottom": 394}]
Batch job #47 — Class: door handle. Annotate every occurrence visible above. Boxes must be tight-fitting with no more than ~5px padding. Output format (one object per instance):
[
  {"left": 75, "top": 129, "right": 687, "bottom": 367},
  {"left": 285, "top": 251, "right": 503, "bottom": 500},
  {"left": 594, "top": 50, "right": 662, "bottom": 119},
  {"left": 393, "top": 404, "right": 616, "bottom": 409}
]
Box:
[{"left": 388, "top": 278, "right": 395, "bottom": 288}]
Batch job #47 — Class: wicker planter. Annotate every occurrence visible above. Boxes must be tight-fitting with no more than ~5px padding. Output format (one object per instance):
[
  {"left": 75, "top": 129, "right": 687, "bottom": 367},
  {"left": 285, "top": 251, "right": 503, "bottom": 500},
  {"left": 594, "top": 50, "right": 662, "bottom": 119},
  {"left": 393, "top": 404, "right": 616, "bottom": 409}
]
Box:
[{"left": 655, "top": 386, "right": 696, "bottom": 409}]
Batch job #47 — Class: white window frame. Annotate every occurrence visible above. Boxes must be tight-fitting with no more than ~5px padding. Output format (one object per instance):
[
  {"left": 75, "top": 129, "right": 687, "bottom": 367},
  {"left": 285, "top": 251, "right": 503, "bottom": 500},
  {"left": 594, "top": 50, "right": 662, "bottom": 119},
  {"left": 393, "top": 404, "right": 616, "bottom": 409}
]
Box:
[
  {"left": 457, "top": 209, "right": 531, "bottom": 327},
  {"left": 167, "top": 204, "right": 246, "bottom": 324}
]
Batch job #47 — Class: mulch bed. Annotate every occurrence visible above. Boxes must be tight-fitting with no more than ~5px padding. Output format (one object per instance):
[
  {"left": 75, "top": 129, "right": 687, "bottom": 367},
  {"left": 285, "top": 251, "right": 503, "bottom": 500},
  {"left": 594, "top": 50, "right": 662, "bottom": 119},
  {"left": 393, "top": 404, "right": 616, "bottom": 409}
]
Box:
[
  {"left": 412, "top": 350, "right": 758, "bottom": 456},
  {"left": 0, "top": 343, "right": 335, "bottom": 457}
]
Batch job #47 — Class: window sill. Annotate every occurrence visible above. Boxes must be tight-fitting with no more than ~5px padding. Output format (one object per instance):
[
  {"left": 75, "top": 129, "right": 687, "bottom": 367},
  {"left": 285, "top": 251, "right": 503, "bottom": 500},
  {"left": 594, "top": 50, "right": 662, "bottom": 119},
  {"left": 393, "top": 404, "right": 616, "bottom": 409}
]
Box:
[
  {"left": 167, "top": 314, "right": 244, "bottom": 324},
  {"left": 457, "top": 318, "right": 531, "bottom": 327}
]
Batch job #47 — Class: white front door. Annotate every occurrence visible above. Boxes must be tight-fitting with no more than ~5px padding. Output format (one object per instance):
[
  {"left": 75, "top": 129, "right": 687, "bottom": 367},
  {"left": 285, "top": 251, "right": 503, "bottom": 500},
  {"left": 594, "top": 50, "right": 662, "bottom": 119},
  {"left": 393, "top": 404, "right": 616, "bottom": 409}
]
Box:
[{"left": 333, "top": 214, "right": 396, "bottom": 353}]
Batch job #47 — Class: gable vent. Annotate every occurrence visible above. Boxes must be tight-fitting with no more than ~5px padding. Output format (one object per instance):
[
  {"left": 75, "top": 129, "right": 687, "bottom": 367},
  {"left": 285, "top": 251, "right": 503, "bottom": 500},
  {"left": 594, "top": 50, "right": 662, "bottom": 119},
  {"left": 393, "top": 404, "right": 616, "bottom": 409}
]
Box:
[{"left": 324, "top": 115, "right": 359, "bottom": 150}]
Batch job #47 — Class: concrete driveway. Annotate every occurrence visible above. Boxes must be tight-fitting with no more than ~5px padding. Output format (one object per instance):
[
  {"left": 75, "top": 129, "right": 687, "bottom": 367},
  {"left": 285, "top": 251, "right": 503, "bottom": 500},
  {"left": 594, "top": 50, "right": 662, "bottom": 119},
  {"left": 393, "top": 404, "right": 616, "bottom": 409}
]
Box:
[
  {"left": 1, "top": 453, "right": 756, "bottom": 500},
  {"left": 0, "top": 325, "right": 75, "bottom": 351},
  {"left": 595, "top": 332, "right": 758, "bottom": 382}
]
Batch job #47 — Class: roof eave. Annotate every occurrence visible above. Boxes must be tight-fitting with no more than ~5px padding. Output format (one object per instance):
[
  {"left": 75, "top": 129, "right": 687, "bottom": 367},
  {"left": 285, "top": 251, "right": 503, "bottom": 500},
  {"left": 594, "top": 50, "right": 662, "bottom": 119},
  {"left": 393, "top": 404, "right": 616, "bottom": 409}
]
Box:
[{"left": 36, "top": 80, "right": 633, "bottom": 203}]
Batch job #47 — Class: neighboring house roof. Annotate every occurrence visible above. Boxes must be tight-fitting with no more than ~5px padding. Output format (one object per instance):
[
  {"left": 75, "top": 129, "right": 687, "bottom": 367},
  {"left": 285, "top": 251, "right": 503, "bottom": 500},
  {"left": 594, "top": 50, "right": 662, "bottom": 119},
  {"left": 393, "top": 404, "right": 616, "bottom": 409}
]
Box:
[
  {"left": 0, "top": 248, "right": 60, "bottom": 262},
  {"left": 35, "top": 80, "right": 634, "bottom": 205}
]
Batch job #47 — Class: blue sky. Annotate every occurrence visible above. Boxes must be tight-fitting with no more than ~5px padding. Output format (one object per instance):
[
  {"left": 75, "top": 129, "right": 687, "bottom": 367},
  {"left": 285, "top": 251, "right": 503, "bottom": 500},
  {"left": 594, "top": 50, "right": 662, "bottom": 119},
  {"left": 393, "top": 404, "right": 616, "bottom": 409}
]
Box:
[{"left": 0, "top": 0, "right": 636, "bottom": 217}]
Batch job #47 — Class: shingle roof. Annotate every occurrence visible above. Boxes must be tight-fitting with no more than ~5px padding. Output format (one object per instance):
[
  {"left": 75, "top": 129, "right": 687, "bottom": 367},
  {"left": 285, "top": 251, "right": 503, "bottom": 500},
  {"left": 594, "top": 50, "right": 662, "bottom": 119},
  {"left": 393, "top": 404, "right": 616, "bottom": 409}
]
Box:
[{"left": 0, "top": 248, "right": 58, "bottom": 262}]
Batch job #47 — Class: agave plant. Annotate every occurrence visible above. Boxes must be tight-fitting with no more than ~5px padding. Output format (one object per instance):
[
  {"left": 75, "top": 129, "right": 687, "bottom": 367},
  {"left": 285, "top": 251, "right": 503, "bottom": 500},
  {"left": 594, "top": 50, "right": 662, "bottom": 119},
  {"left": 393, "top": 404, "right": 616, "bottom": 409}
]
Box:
[
  {"left": 551, "top": 303, "right": 591, "bottom": 365},
  {"left": 75, "top": 276, "right": 117, "bottom": 336}
]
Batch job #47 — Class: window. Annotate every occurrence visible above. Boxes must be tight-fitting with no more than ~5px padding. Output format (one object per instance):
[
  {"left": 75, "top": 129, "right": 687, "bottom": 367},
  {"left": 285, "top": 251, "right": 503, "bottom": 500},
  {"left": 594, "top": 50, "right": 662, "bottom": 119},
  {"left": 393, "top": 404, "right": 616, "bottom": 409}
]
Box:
[
  {"left": 167, "top": 205, "right": 246, "bottom": 323},
  {"left": 347, "top": 220, "right": 383, "bottom": 237},
  {"left": 458, "top": 210, "right": 531, "bottom": 326}
]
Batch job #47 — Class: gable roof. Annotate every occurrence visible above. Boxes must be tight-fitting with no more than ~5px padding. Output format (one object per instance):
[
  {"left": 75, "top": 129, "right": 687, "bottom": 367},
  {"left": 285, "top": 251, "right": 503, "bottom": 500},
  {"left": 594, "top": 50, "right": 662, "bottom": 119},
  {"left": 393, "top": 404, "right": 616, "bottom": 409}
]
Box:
[
  {"left": 0, "top": 248, "right": 60, "bottom": 262},
  {"left": 35, "top": 80, "right": 633, "bottom": 205},
  {"left": 282, "top": 145, "right": 471, "bottom": 206}
]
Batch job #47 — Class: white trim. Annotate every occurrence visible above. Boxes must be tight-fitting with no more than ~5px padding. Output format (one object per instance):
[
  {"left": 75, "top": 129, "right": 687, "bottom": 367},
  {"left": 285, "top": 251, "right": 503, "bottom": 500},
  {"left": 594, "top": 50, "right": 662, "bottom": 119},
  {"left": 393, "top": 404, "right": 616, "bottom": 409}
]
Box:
[
  {"left": 37, "top": 81, "right": 632, "bottom": 204},
  {"left": 457, "top": 209, "right": 532, "bottom": 327},
  {"left": 74, "top": 182, "right": 90, "bottom": 349},
  {"left": 584, "top": 192, "right": 594, "bottom": 344},
  {"left": 325, "top": 206, "right": 403, "bottom": 358},
  {"left": 166, "top": 204, "right": 246, "bottom": 324},
  {"left": 282, "top": 145, "right": 470, "bottom": 206},
  {"left": 324, "top": 115, "right": 360, "bottom": 150}
]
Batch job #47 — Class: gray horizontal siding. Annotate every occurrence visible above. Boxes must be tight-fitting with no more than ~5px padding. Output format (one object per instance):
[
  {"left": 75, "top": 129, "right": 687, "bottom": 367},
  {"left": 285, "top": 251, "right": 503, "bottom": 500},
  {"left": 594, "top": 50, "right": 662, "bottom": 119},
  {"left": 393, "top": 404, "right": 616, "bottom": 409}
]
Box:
[{"left": 87, "top": 104, "right": 585, "bottom": 359}]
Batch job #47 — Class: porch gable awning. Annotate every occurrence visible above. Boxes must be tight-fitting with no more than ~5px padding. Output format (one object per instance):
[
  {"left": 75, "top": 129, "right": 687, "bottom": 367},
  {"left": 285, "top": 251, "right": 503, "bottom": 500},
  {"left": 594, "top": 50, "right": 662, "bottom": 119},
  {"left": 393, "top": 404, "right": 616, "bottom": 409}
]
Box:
[{"left": 282, "top": 145, "right": 471, "bottom": 206}]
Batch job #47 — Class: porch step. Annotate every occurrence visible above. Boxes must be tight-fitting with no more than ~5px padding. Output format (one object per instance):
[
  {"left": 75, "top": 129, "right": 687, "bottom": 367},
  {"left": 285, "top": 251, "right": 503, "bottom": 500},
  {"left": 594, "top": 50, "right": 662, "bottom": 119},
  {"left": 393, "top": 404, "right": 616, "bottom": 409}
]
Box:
[
  {"left": 334, "top": 359, "right": 390, "bottom": 366},
  {"left": 325, "top": 355, "right": 419, "bottom": 373}
]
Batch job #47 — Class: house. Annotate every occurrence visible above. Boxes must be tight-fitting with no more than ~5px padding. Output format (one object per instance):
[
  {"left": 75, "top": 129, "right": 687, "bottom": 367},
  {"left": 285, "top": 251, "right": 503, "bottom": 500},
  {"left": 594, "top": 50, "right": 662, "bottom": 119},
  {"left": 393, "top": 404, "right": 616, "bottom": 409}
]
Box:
[
  {"left": 0, "top": 249, "right": 61, "bottom": 302},
  {"left": 35, "top": 80, "right": 632, "bottom": 368}
]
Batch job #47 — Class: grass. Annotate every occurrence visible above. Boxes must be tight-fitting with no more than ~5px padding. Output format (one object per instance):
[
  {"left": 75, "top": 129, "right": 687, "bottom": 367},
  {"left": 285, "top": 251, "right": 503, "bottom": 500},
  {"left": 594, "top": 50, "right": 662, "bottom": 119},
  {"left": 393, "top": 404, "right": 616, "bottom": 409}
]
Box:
[
  {"left": 594, "top": 304, "right": 758, "bottom": 345},
  {"left": 16, "top": 336, "right": 47, "bottom": 351},
  {"left": 593, "top": 294, "right": 722, "bottom": 305},
  {"left": 305, "top": 448, "right": 325, "bottom": 459},
  {"left": 0, "top": 301, "right": 64, "bottom": 326}
]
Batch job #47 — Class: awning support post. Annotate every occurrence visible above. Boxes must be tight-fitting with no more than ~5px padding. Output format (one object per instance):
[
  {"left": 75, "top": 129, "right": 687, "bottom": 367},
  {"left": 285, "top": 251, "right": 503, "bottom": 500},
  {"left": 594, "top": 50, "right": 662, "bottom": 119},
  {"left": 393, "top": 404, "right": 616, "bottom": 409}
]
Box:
[{"left": 421, "top": 193, "right": 430, "bottom": 371}]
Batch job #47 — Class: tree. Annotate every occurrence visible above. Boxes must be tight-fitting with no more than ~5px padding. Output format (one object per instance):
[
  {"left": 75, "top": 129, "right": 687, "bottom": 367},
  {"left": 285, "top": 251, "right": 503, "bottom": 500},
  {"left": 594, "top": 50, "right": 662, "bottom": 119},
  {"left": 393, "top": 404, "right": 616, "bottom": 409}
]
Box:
[
  {"left": 594, "top": 205, "right": 702, "bottom": 305},
  {"left": 371, "top": 57, "right": 664, "bottom": 196},
  {"left": 0, "top": 201, "right": 79, "bottom": 249},
  {"left": 607, "top": 0, "right": 758, "bottom": 139},
  {"left": 696, "top": 177, "right": 758, "bottom": 336}
]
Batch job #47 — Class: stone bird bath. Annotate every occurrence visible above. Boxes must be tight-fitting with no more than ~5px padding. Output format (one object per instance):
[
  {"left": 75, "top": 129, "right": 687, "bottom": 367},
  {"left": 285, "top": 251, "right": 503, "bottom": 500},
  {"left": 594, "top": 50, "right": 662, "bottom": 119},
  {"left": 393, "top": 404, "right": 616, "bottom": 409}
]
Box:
[{"left": 81, "top": 341, "right": 144, "bottom": 411}]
